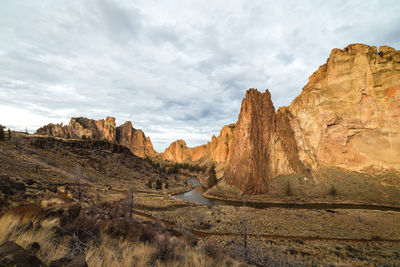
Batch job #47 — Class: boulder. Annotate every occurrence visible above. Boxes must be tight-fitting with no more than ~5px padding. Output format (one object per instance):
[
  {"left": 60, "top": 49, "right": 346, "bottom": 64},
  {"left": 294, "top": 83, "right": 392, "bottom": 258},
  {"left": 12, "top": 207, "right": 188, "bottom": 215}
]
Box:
[{"left": 0, "top": 241, "right": 45, "bottom": 267}]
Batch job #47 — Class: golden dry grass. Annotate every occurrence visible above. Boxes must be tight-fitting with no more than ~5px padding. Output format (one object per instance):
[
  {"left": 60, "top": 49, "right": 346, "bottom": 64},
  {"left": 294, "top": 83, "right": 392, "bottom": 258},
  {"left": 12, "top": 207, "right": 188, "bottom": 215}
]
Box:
[
  {"left": 0, "top": 212, "right": 70, "bottom": 264},
  {"left": 0, "top": 210, "right": 244, "bottom": 267},
  {"left": 86, "top": 234, "right": 243, "bottom": 267}
]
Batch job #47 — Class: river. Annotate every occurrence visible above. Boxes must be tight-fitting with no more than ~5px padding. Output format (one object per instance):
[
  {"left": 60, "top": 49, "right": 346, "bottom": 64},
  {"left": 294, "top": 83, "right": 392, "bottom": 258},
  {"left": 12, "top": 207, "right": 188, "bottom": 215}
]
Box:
[{"left": 172, "top": 177, "right": 400, "bottom": 212}]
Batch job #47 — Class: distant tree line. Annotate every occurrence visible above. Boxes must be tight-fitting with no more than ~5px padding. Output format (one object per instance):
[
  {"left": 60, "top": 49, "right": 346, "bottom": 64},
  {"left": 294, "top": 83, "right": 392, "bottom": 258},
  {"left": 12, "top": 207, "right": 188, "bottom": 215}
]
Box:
[
  {"left": 0, "top": 125, "right": 12, "bottom": 141},
  {"left": 148, "top": 160, "right": 207, "bottom": 174},
  {"left": 146, "top": 179, "right": 168, "bottom": 190},
  {"left": 0, "top": 125, "right": 4, "bottom": 141}
]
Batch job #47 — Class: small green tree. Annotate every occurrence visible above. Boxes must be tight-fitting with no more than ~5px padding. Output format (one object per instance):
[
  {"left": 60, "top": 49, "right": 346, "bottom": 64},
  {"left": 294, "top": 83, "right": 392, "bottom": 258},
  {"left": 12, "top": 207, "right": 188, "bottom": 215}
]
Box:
[
  {"left": 165, "top": 182, "right": 169, "bottom": 189},
  {"left": 207, "top": 164, "right": 218, "bottom": 188},
  {"left": 286, "top": 182, "right": 293, "bottom": 196},
  {"left": 155, "top": 179, "right": 162, "bottom": 190},
  {"left": 329, "top": 185, "right": 337, "bottom": 196},
  {"left": 0, "top": 126, "right": 4, "bottom": 141}
]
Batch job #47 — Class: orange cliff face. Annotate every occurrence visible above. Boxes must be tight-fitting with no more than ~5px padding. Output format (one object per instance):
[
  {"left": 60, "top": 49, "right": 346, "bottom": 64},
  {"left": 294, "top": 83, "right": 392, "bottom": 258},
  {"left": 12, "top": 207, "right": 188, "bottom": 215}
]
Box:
[
  {"left": 116, "top": 121, "right": 156, "bottom": 158},
  {"left": 160, "top": 124, "right": 235, "bottom": 166},
  {"left": 36, "top": 117, "right": 156, "bottom": 159},
  {"left": 223, "top": 43, "right": 400, "bottom": 194},
  {"left": 289, "top": 44, "right": 400, "bottom": 173}
]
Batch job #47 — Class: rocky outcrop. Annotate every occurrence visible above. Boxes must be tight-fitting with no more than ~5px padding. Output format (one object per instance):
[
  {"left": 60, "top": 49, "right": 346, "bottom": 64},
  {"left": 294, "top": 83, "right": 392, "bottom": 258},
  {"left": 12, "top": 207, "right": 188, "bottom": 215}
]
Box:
[
  {"left": 224, "top": 89, "right": 275, "bottom": 194},
  {"left": 223, "top": 90, "right": 309, "bottom": 194},
  {"left": 116, "top": 121, "right": 156, "bottom": 158},
  {"left": 161, "top": 124, "right": 235, "bottom": 166},
  {"left": 224, "top": 44, "right": 400, "bottom": 194},
  {"left": 36, "top": 117, "right": 156, "bottom": 158},
  {"left": 36, "top": 117, "right": 117, "bottom": 142}
]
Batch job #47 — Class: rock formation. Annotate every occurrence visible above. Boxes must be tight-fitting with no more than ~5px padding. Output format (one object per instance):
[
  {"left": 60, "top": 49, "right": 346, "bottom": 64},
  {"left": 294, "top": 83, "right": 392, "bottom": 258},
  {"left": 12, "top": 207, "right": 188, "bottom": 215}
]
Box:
[
  {"left": 161, "top": 124, "right": 235, "bottom": 166},
  {"left": 223, "top": 90, "right": 310, "bottom": 194},
  {"left": 36, "top": 117, "right": 156, "bottom": 158},
  {"left": 224, "top": 43, "right": 400, "bottom": 194},
  {"left": 289, "top": 44, "right": 400, "bottom": 173},
  {"left": 116, "top": 121, "right": 156, "bottom": 158}
]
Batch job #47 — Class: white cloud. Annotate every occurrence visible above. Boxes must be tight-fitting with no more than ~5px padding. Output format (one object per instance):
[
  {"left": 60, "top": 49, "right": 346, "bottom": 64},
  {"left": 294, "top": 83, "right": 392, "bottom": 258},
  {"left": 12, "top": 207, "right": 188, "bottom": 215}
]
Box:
[{"left": 0, "top": 0, "right": 399, "bottom": 151}]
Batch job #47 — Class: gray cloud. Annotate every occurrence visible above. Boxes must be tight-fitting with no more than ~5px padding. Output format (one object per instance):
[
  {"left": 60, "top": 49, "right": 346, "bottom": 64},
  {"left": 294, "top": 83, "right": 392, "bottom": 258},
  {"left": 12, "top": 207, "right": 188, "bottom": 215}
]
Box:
[{"left": 1, "top": 0, "right": 399, "bottom": 151}]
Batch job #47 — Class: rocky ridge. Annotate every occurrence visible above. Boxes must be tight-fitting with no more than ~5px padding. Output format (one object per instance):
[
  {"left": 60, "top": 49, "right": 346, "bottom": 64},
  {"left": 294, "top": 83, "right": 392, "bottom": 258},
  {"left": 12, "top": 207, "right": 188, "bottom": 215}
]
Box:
[{"left": 36, "top": 117, "right": 156, "bottom": 158}]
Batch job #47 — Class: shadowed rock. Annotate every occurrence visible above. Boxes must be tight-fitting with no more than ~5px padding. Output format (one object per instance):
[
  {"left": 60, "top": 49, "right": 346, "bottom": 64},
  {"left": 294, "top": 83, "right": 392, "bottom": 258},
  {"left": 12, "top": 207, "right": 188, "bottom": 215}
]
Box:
[{"left": 0, "top": 241, "right": 45, "bottom": 267}]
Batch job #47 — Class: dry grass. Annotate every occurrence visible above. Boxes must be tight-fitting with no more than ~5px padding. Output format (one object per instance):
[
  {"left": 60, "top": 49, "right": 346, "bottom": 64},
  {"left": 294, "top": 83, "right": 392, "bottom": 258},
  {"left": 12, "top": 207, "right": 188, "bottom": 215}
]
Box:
[
  {"left": 0, "top": 207, "right": 244, "bottom": 267},
  {"left": 86, "top": 234, "right": 242, "bottom": 267},
  {"left": 0, "top": 212, "right": 70, "bottom": 264},
  {"left": 86, "top": 236, "right": 155, "bottom": 267}
]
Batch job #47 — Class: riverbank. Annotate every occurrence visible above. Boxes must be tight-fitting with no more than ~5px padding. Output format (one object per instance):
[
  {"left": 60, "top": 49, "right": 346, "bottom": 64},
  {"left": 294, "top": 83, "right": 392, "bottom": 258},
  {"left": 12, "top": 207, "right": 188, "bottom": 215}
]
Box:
[{"left": 202, "top": 180, "right": 400, "bottom": 209}]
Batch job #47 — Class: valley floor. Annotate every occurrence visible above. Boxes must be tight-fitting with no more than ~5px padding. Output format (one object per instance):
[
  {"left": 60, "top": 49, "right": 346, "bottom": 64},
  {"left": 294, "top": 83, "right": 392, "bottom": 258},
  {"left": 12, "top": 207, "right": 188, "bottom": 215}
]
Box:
[{"left": 0, "top": 134, "right": 399, "bottom": 266}]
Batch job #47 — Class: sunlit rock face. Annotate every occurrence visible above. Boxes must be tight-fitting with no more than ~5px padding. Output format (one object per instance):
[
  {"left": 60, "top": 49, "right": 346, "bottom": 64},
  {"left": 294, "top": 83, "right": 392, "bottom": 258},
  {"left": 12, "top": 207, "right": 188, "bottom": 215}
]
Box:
[
  {"left": 224, "top": 44, "right": 400, "bottom": 194},
  {"left": 161, "top": 124, "right": 235, "bottom": 165},
  {"left": 36, "top": 117, "right": 156, "bottom": 159},
  {"left": 289, "top": 43, "right": 400, "bottom": 173},
  {"left": 116, "top": 121, "right": 157, "bottom": 158}
]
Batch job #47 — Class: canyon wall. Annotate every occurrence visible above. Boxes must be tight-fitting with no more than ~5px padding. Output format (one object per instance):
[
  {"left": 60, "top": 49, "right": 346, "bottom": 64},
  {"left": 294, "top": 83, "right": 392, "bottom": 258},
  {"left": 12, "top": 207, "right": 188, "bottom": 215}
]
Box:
[
  {"left": 224, "top": 44, "right": 400, "bottom": 194},
  {"left": 36, "top": 117, "right": 156, "bottom": 158}
]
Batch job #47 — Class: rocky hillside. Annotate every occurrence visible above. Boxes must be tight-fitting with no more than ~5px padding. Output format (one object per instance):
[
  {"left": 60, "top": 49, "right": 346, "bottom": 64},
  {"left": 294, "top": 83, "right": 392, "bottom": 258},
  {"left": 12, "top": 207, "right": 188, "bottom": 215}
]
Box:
[
  {"left": 36, "top": 117, "right": 156, "bottom": 158},
  {"left": 224, "top": 43, "right": 400, "bottom": 194}
]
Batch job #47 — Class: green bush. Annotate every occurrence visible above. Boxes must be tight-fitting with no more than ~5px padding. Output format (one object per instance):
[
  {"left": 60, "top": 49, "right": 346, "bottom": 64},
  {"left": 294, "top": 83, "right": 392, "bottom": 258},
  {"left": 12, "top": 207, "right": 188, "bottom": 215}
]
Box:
[
  {"left": 286, "top": 182, "right": 293, "bottom": 196},
  {"left": 207, "top": 164, "right": 217, "bottom": 188},
  {"left": 155, "top": 179, "right": 162, "bottom": 190},
  {"left": 329, "top": 185, "right": 337, "bottom": 196}
]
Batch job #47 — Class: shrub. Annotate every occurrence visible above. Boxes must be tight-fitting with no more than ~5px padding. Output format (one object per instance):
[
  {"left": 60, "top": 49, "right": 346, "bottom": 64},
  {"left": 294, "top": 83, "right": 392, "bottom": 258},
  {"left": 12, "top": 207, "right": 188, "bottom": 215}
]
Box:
[
  {"left": 64, "top": 213, "right": 101, "bottom": 246},
  {"left": 286, "top": 182, "right": 293, "bottom": 196},
  {"left": 202, "top": 240, "right": 220, "bottom": 259},
  {"left": 329, "top": 186, "right": 337, "bottom": 196},
  {"left": 207, "top": 164, "right": 218, "bottom": 188},
  {"left": 152, "top": 233, "right": 178, "bottom": 261},
  {"left": 0, "top": 126, "right": 4, "bottom": 141},
  {"left": 166, "top": 164, "right": 179, "bottom": 174},
  {"left": 139, "top": 225, "right": 157, "bottom": 243},
  {"left": 155, "top": 179, "right": 162, "bottom": 190}
]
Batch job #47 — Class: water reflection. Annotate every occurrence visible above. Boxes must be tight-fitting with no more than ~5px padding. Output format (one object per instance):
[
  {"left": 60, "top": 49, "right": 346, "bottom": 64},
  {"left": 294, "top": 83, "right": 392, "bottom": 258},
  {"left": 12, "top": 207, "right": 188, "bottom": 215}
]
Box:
[{"left": 172, "top": 177, "right": 224, "bottom": 206}]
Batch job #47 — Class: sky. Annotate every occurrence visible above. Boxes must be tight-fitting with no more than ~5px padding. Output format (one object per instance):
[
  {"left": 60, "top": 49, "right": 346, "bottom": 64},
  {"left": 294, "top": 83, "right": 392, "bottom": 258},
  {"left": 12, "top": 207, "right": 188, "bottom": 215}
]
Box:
[{"left": 1, "top": 1, "right": 399, "bottom": 152}]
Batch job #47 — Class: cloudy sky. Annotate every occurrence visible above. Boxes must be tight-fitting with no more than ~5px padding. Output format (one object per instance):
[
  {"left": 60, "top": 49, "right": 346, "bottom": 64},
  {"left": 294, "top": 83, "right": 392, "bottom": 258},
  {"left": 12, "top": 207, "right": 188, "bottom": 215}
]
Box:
[{"left": 1, "top": 1, "right": 399, "bottom": 151}]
